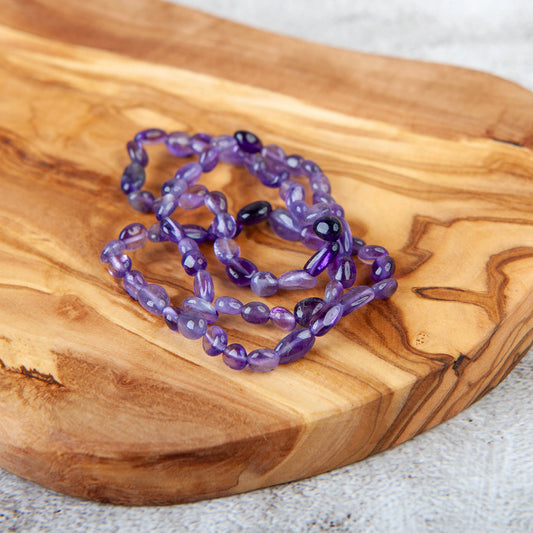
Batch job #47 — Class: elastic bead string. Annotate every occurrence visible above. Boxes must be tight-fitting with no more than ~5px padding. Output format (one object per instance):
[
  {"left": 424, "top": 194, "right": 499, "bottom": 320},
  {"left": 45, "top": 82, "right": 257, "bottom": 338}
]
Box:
[{"left": 101, "top": 129, "right": 398, "bottom": 372}]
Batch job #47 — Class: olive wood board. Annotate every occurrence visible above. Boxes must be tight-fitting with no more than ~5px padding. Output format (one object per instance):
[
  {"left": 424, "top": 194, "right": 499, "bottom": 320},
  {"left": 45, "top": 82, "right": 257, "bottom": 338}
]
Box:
[{"left": 0, "top": 0, "right": 532, "bottom": 505}]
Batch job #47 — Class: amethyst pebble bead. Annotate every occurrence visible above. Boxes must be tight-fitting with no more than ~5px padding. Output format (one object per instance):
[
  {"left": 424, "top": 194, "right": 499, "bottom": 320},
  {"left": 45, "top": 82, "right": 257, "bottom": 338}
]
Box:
[
  {"left": 358, "top": 245, "right": 388, "bottom": 264},
  {"left": 236, "top": 200, "right": 272, "bottom": 226},
  {"left": 371, "top": 255, "right": 396, "bottom": 282},
  {"left": 275, "top": 328, "right": 315, "bottom": 364},
  {"left": 225, "top": 257, "right": 257, "bottom": 286},
  {"left": 165, "top": 131, "right": 193, "bottom": 157},
  {"left": 159, "top": 217, "right": 185, "bottom": 243},
  {"left": 135, "top": 128, "right": 167, "bottom": 145},
  {"left": 178, "top": 311, "right": 208, "bottom": 340},
  {"left": 202, "top": 325, "right": 228, "bottom": 356},
  {"left": 340, "top": 286, "right": 375, "bottom": 316},
  {"left": 194, "top": 270, "right": 215, "bottom": 302},
  {"left": 137, "top": 284, "right": 170, "bottom": 315},
  {"left": 213, "top": 237, "right": 240, "bottom": 264},
  {"left": 127, "top": 140, "right": 148, "bottom": 167},
  {"left": 223, "top": 343, "right": 248, "bottom": 370},
  {"left": 182, "top": 251, "right": 208, "bottom": 275},
  {"left": 313, "top": 216, "right": 342, "bottom": 242},
  {"left": 241, "top": 301, "right": 270, "bottom": 324},
  {"left": 247, "top": 349, "right": 280, "bottom": 372},
  {"left": 199, "top": 146, "right": 219, "bottom": 172},
  {"left": 121, "top": 162, "right": 146, "bottom": 194},
  {"left": 100, "top": 239, "right": 126, "bottom": 263},
  {"left": 250, "top": 271, "right": 278, "bottom": 297},
  {"left": 234, "top": 130, "right": 262, "bottom": 154},
  {"left": 269, "top": 208, "right": 301, "bottom": 241},
  {"left": 190, "top": 133, "right": 212, "bottom": 155},
  {"left": 269, "top": 306, "right": 296, "bottom": 332},
  {"left": 304, "top": 241, "right": 340, "bottom": 276},
  {"left": 163, "top": 305, "right": 181, "bottom": 331},
  {"left": 214, "top": 296, "right": 243, "bottom": 315},
  {"left": 122, "top": 269, "right": 147, "bottom": 300},
  {"left": 278, "top": 270, "right": 317, "bottom": 290},
  {"left": 128, "top": 190, "right": 154, "bottom": 214},
  {"left": 175, "top": 162, "right": 203, "bottom": 185},
  {"left": 182, "top": 224, "right": 210, "bottom": 244},
  {"left": 327, "top": 254, "right": 357, "bottom": 289},
  {"left": 294, "top": 297, "right": 325, "bottom": 327},
  {"left": 108, "top": 254, "right": 132, "bottom": 278},
  {"left": 183, "top": 297, "right": 218, "bottom": 324},
  {"left": 372, "top": 278, "right": 398, "bottom": 299},
  {"left": 308, "top": 303, "right": 344, "bottom": 337}
]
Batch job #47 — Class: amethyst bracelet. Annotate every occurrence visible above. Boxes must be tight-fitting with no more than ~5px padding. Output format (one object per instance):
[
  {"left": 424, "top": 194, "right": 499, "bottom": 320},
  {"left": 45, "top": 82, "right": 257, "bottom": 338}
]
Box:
[{"left": 101, "top": 129, "right": 398, "bottom": 372}]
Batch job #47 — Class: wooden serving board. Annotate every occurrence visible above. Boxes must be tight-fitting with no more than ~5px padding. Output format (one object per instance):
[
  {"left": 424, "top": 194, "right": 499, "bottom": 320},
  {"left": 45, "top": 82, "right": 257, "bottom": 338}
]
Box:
[{"left": 1, "top": 0, "right": 533, "bottom": 505}]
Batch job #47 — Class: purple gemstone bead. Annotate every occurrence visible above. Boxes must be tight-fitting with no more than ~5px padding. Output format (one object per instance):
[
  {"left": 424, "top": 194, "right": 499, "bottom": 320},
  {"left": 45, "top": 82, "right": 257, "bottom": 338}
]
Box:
[
  {"left": 286, "top": 154, "right": 304, "bottom": 176},
  {"left": 241, "top": 301, "right": 270, "bottom": 324},
  {"left": 308, "top": 302, "right": 344, "bottom": 337},
  {"left": 270, "top": 306, "right": 296, "bottom": 332},
  {"left": 202, "top": 325, "right": 228, "bottom": 356},
  {"left": 174, "top": 162, "right": 203, "bottom": 185},
  {"left": 163, "top": 305, "right": 181, "bottom": 331},
  {"left": 302, "top": 159, "right": 322, "bottom": 177},
  {"left": 313, "top": 216, "right": 342, "bottom": 242},
  {"left": 247, "top": 349, "right": 280, "bottom": 372},
  {"left": 313, "top": 192, "right": 335, "bottom": 205},
  {"left": 275, "top": 328, "right": 315, "bottom": 364},
  {"left": 127, "top": 140, "right": 148, "bottom": 167},
  {"left": 223, "top": 343, "right": 247, "bottom": 370},
  {"left": 289, "top": 201, "right": 309, "bottom": 223},
  {"left": 178, "top": 237, "right": 199, "bottom": 255},
  {"left": 147, "top": 222, "right": 167, "bottom": 243},
  {"left": 285, "top": 183, "right": 305, "bottom": 206},
  {"left": 304, "top": 241, "right": 340, "bottom": 276},
  {"left": 237, "top": 201, "right": 273, "bottom": 226},
  {"left": 262, "top": 144, "right": 286, "bottom": 165},
  {"left": 156, "top": 193, "right": 179, "bottom": 220},
  {"left": 211, "top": 134, "right": 236, "bottom": 152},
  {"left": 166, "top": 131, "right": 193, "bottom": 157},
  {"left": 259, "top": 168, "right": 288, "bottom": 188},
  {"left": 182, "top": 224, "right": 210, "bottom": 244},
  {"left": 225, "top": 257, "right": 257, "bottom": 286},
  {"left": 159, "top": 217, "right": 185, "bottom": 244},
  {"left": 213, "top": 237, "right": 240, "bottom": 265},
  {"left": 309, "top": 174, "right": 331, "bottom": 195},
  {"left": 135, "top": 128, "right": 167, "bottom": 145},
  {"left": 161, "top": 177, "right": 187, "bottom": 197},
  {"left": 213, "top": 212, "right": 237, "bottom": 238},
  {"left": 128, "top": 190, "right": 154, "bottom": 213},
  {"left": 214, "top": 296, "right": 243, "bottom": 315},
  {"left": 269, "top": 208, "right": 301, "bottom": 241},
  {"left": 340, "top": 286, "right": 375, "bottom": 316},
  {"left": 372, "top": 278, "right": 398, "bottom": 299},
  {"left": 199, "top": 146, "right": 219, "bottom": 172},
  {"left": 294, "top": 297, "right": 325, "bottom": 327},
  {"left": 194, "top": 270, "right": 215, "bottom": 302},
  {"left": 182, "top": 251, "right": 207, "bottom": 275},
  {"left": 327, "top": 254, "right": 357, "bottom": 289},
  {"left": 137, "top": 284, "right": 170, "bottom": 315},
  {"left": 123, "top": 270, "right": 147, "bottom": 300},
  {"left": 279, "top": 179, "right": 299, "bottom": 201},
  {"left": 244, "top": 153, "right": 266, "bottom": 178},
  {"left": 178, "top": 311, "right": 207, "bottom": 340},
  {"left": 329, "top": 203, "right": 345, "bottom": 218},
  {"left": 204, "top": 191, "right": 228, "bottom": 214},
  {"left": 358, "top": 245, "right": 389, "bottom": 264},
  {"left": 278, "top": 270, "right": 317, "bottom": 290},
  {"left": 301, "top": 203, "right": 331, "bottom": 226},
  {"left": 234, "top": 130, "right": 262, "bottom": 154},
  {"left": 325, "top": 280, "right": 344, "bottom": 303},
  {"left": 100, "top": 239, "right": 126, "bottom": 263},
  {"left": 178, "top": 184, "right": 208, "bottom": 209},
  {"left": 250, "top": 271, "right": 279, "bottom": 297},
  {"left": 371, "top": 255, "right": 396, "bottom": 282},
  {"left": 107, "top": 254, "right": 132, "bottom": 278},
  {"left": 119, "top": 222, "right": 148, "bottom": 251},
  {"left": 190, "top": 132, "right": 212, "bottom": 155},
  {"left": 220, "top": 144, "right": 246, "bottom": 165},
  {"left": 183, "top": 296, "right": 218, "bottom": 324},
  {"left": 300, "top": 226, "right": 324, "bottom": 250},
  {"left": 351, "top": 237, "right": 366, "bottom": 254},
  {"left": 121, "top": 162, "right": 146, "bottom": 194},
  {"left": 340, "top": 219, "right": 353, "bottom": 255}
]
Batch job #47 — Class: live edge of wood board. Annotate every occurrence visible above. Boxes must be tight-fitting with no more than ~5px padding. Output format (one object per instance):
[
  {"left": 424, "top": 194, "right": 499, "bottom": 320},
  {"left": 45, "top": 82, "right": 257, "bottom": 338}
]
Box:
[{"left": 0, "top": 0, "right": 532, "bottom": 505}]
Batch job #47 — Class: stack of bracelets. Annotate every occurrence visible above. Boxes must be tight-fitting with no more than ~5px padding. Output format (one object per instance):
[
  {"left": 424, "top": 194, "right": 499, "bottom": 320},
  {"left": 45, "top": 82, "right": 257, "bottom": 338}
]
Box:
[{"left": 100, "top": 129, "right": 397, "bottom": 372}]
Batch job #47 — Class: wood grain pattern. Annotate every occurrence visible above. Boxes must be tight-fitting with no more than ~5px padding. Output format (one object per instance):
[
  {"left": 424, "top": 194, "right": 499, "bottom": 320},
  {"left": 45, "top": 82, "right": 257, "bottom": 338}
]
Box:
[{"left": 0, "top": 0, "right": 532, "bottom": 505}]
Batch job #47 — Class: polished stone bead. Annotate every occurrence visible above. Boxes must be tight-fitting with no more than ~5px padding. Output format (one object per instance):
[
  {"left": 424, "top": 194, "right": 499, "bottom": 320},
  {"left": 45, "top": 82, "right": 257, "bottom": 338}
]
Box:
[
  {"left": 309, "top": 302, "right": 344, "bottom": 336},
  {"left": 300, "top": 226, "right": 324, "bottom": 250},
  {"left": 213, "top": 237, "right": 240, "bottom": 264},
  {"left": 269, "top": 208, "right": 301, "bottom": 241},
  {"left": 163, "top": 305, "right": 181, "bottom": 331},
  {"left": 288, "top": 200, "right": 309, "bottom": 223},
  {"left": 127, "top": 140, "right": 148, "bottom": 166},
  {"left": 174, "top": 162, "right": 203, "bottom": 186},
  {"left": 293, "top": 297, "right": 325, "bottom": 327},
  {"left": 214, "top": 296, "right": 243, "bottom": 315},
  {"left": 340, "top": 286, "right": 375, "bottom": 316},
  {"left": 258, "top": 167, "right": 288, "bottom": 188},
  {"left": 275, "top": 328, "right": 315, "bottom": 364},
  {"left": 183, "top": 297, "right": 218, "bottom": 324},
  {"left": 178, "top": 184, "right": 208, "bottom": 209},
  {"left": 135, "top": 128, "right": 167, "bottom": 145},
  {"left": 190, "top": 132, "right": 212, "bottom": 154},
  {"left": 247, "top": 348, "right": 280, "bottom": 372},
  {"left": 121, "top": 162, "right": 145, "bottom": 194},
  {"left": 304, "top": 241, "right": 340, "bottom": 276},
  {"left": 219, "top": 144, "right": 246, "bottom": 165},
  {"left": 100, "top": 239, "right": 126, "bottom": 263},
  {"left": 202, "top": 325, "right": 228, "bottom": 356},
  {"left": 270, "top": 306, "right": 296, "bottom": 332},
  {"left": 234, "top": 130, "right": 262, "bottom": 154},
  {"left": 329, "top": 203, "right": 345, "bottom": 218},
  {"left": 223, "top": 343, "right": 248, "bottom": 370},
  {"left": 108, "top": 254, "right": 131, "bottom": 278},
  {"left": 241, "top": 301, "right": 270, "bottom": 324},
  {"left": 156, "top": 193, "right": 179, "bottom": 220},
  {"left": 178, "top": 311, "right": 208, "bottom": 340},
  {"left": 199, "top": 146, "right": 219, "bottom": 172},
  {"left": 182, "top": 250, "right": 207, "bottom": 275},
  {"left": 302, "top": 202, "right": 330, "bottom": 226},
  {"left": 160, "top": 177, "right": 187, "bottom": 197},
  {"left": 312, "top": 192, "right": 336, "bottom": 205},
  {"left": 285, "top": 154, "right": 304, "bottom": 176},
  {"left": 194, "top": 270, "right": 215, "bottom": 302},
  {"left": 324, "top": 280, "right": 344, "bottom": 303},
  {"left": 351, "top": 237, "right": 366, "bottom": 254},
  {"left": 119, "top": 222, "right": 148, "bottom": 251},
  {"left": 327, "top": 254, "right": 357, "bottom": 288},
  {"left": 137, "top": 284, "right": 170, "bottom": 315},
  {"left": 122, "top": 269, "right": 146, "bottom": 300},
  {"left": 302, "top": 159, "right": 322, "bottom": 177},
  {"left": 225, "top": 257, "right": 257, "bottom": 286},
  {"left": 166, "top": 131, "right": 193, "bottom": 157},
  {"left": 178, "top": 237, "right": 199, "bottom": 255},
  {"left": 340, "top": 219, "right": 353, "bottom": 255},
  {"left": 147, "top": 222, "right": 167, "bottom": 243},
  {"left": 237, "top": 200, "right": 272, "bottom": 226},
  {"left": 204, "top": 191, "right": 228, "bottom": 214},
  {"left": 358, "top": 244, "right": 389, "bottom": 264},
  {"left": 285, "top": 183, "right": 305, "bottom": 206},
  {"left": 313, "top": 216, "right": 342, "bottom": 241},
  {"left": 309, "top": 174, "right": 331, "bottom": 194},
  {"left": 182, "top": 224, "right": 210, "bottom": 244},
  {"left": 244, "top": 153, "right": 265, "bottom": 177},
  {"left": 279, "top": 178, "right": 299, "bottom": 201},
  {"left": 371, "top": 255, "right": 396, "bottom": 282},
  {"left": 250, "top": 271, "right": 279, "bottom": 297},
  {"left": 278, "top": 270, "right": 317, "bottom": 290},
  {"left": 159, "top": 217, "right": 185, "bottom": 244},
  {"left": 213, "top": 212, "right": 237, "bottom": 238},
  {"left": 211, "top": 134, "right": 236, "bottom": 152},
  {"left": 128, "top": 190, "right": 154, "bottom": 213},
  {"left": 262, "top": 144, "right": 286, "bottom": 165},
  {"left": 372, "top": 278, "right": 398, "bottom": 299}
]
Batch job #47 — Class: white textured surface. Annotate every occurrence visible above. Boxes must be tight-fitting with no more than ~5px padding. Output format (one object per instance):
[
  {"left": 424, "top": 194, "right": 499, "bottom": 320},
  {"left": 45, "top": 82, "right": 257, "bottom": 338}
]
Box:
[{"left": 1, "top": 1, "right": 532, "bottom": 531}]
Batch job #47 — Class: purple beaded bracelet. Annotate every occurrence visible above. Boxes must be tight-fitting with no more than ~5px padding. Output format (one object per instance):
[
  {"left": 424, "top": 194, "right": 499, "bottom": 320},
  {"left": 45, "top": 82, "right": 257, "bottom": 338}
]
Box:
[{"left": 101, "top": 129, "right": 398, "bottom": 372}]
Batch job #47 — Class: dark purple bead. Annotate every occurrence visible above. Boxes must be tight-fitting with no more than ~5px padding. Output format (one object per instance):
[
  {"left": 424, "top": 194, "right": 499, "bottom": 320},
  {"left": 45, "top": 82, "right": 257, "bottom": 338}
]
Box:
[
  {"left": 156, "top": 193, "right": 179, "bottom": 220},
  {"left": 174, "top": 162, "right": 203, "bottom": 185},
  {"left": 178, "top": 311, "right": 207, "bottom": 340},
  {"left": 159, "top": 217, "right": 185, "bottom": 243},
  {"left": 190, "top": 132, "right": 212, "bottom": 155},
  {"left": 313, "top": 216, "right": 342, "bottom": 241},
  {"left": 223, "top": 343, "right": 248, "bottom": 370},
  {"left": 300, "top": 226, "right": 324, "bottom": 250},
  {"left": 161, "top": 177, "right": 187, "bottom": 197},
  {"left": 241, "top": 301, "right": 270, "bottom": 324},
  {"left": 204, "top": 191, "right": 228, "bottom": 214},
  {"left": 199, "top": 146, "right": 219, "bottom": 172},
  {"left": 372, "top": 278, "right": 398, "bottom": 299},
  {"left": 234, "top": 130, "right": 262, "bottom": 154},
  {"left": 275, "top": 328, "right": 315, "bottom": 364},
  {"left": 371, "top": 255, "right": 396, "bottom": 282},
  {"left": 327, "top": 254, "right": 357, "bottom": 288},
  {"left": 278, "top": 270, "right": 317, "bottom": 290},
  {"left": 178, "top": 237, "right": 199, "bottom": 255},
  {"left": 178, "top": 184, "right": 208, "bottom": 209},
  {"left": 135, "top": 128, "right": 167, "bottom": 145},
  {"left": 194, "top": 270, "right": 215, "bottom": 302},
  {"left": 148, "top": 222, "right": 167, "bottom": 243},
  {"left": 308, "top": 302, "right": 344, "bottom": 337},
  {"left": 127, "top": 140, "right": 148, "bottom": 167},
  {"left": 358, "top": 244, "right": 389, "bottom": 264},
  {"left": 107, "top": 254, "right": 132, "bottom": 278},
  {"left": 182, "top": 251, "right": 207, "bottom": 275},
  {"left": 286, "top": 154, "right": 304, "bottom": 176},
  {"left": 247, "top": 349, "right": 279, "bottom": 372},
  {"left": 163, "top": 305, "right": 181, "bottom": 331},
  {"left": 166, "top": 131, "right": 193, "bottom": 157},
  {"left": 119, "top": 222, "right": 148, "bottom": 251},
  {"left": 269, "top": 208, "right": 301, "bottom": 241},
  {"left": 340, "top": 286, "right": 375, "bottom": 316},
  {"left": 182, "top": 224, "right": 210, "bottom": 244},
  {"left": 100, "top": 239, "right": 126, "bottom": 263},
  {"left": 270, "top": 307, "right": 296, "bottom": 332},
  {"left": 213, "top": 237, "right": 240, "bottom": 264},
  {"left": 213, "top": 212, "right": 237, "bottom": 238},
  {"left": 122, "top": 270, "right": 146, "bottom": 300},
  {"left": 237, "top": 201, "right": 272, "bottom": 226},
  {"left": 302, "top": 159, "right": 322, "bottom": 177},
  {"left": 128, "top": 190, "right": 154, "bottom": 213},
  {"left": 250, "top": 271, "right": 278, "bottom": 297},
  {"left": 324, "top": 280, "right": 344, "bottom": 303},
  {"left": 309, "top": 174, "right": 331, "bottom": 194},
  {"left": 351, "top": 237, "right": 366, "bottom": 254},
  {"left": 304, "top": 241, "right": 340, "bottom": 276},
  {"left": 137, "top": 284, "right": 170, "bottom": 315},
  {"left": 294, "top": 297, "right": 325, "bottom": 327},
  {"left": 183, "top": 297, "right": 218, "bottom": 324},
  {"left": 225, "top": 257, "right": 257, "bottom": 286},
  {"left": 202, "top": 325, "right": 228, "bottom": 356},
  {"left": 214, "top": 296, "right": 243, "bottom": 315},
  {"left": 121, "top": 162, "right": 145, "bottom": 194}
]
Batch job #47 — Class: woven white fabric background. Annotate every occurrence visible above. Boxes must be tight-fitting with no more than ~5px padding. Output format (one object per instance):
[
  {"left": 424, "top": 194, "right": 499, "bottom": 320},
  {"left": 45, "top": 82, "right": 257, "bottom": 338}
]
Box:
[{"left": 1, "top": 1, "right": 532, "bottom": 531}]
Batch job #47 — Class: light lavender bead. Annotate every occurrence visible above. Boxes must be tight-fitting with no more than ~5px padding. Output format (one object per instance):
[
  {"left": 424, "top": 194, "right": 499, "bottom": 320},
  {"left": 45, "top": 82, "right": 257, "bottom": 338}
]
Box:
[
  {"left": 244, "top": 153, "right": 265, "bottom": 177},
  {"left": 329, "top": 203, "right": 345, "bottom": 218},
  {"left": 190, "top": 133, "right": 212, "bottom": 154},
  {"left": 128, "top": 190, "right": 154, "bottom": 213},
  {"left": 121, "top": 162, "right": 145, "bottom": 194},
  {"left": 159, "top": 217, "right": 185, "bottom": 243},
  {"left": 163, "top": 305, "right": 181, "bottom": 331},
  {"left": 100, "top": 239, "right": 126, "bottom": 263},
  {"left": 275, "top": 328, "right": 315, "bottom": 364},
  {"left": 204, "top": 191, "right": 228, "bottom": 214},
  {"left": 286, "top": 154, "right": 304, "bottom": 176},
  {"left": 309, "top": 174, "right": 331, "bottom": 195},
  {"left": 223, "top": 343, "right": 247, "bottom": 370},
  {"left": 174, "top": 162, "right": 203, "bottom": 185},
  {"left": 219, "top": 144, "right": 245, "bottom": 165},
  {"left": 308, "top": 302, "right": 344, "bottom": 337},
  {"left": 339, "top": 219, "right": 353, "bottom": 255},
  {"left": 202, "top": 325, "right": 228, "bottom": 356},
  {"left": 177, "top": 237, "right": 199, "bottom": 255},
  {"left": 148, "top": 222, "right": 167, "bottom": 243},
  {"left": 211, "top": 134, "right": 236, "bottom": 153},
  {"left": 137, "top": 284, "right": 170, "bottom": 315},
  {"left": 178, "top": 311, "right": 207, "bottom": 340},
  {"left": 371, "top": 255, "right": 396, "bottom": 282},
  {"left": 358, "top": 245, "right": 389, "bottom": 264},
  {"left": 107, "top": 254, "right": 131, "bottom": 278},
  {"left": 179, "top": 184, "right": 208, "bottom": 209},
  {"left": 250, "top": 271, "right": 279, "bottom": 297},
  {"left": 155, "top": 193, "right": 179, "bottom": 220},
  {"left": 118, "top": 222, "right": 148, "bottom": 251},
  {"left": 166, "top": 131, "right": 193, "bottom": 157},
  {"left": 279, "top": 179, "right": 299, "bottom": 201},
  {"left": 289, "top": 201, "right": 309, "bottom": 223},
  {"left": 183, "top": 297, "right": 218, "bottom": 324},
  {"left": 135, "top": 128, "right": 167, "bottom": 145},
  {"left": 340, "top": 286, "right": 375, "bottom": 316},
  {"left": 122, "top": 270, "right": 146, "bottom": 300},
  {"left": 269, "top": 208, "right": 301, "bottom": 241},
  {"left": 372, "top": 278, "right": 398, "bottom": 299},
  {"left": 262, "top": 144, "right": 286, "bottom": 165},
  {"left": 241, "top": 301, "right": 270, "bottom": 325},
  {"left": 325, "top": 280, "right": 344, "bottom": 303},
  {"left": 247, "top": 349, "right": 280, "bottom": 372},
  {"left": 300, "top": 226, "right": 324, "bottom": 250},
  {"left": 199, "top": 146, "right": 219, "bottom": 172},
  {"left": 212, "top": 212, "right": 237, "bottom": 239},
  {"left": 213, "top": 237, "right": 240, "bottom": 265},
  {"left": 161, "top": 177, "right": 187, "bottom": 197},
  {"left": 302, "top": 202, "right": 330, "bottom": 226},
  {"left": 270, "top": 306, "right": 296, "bottom": 332},
  {"left": 313, "top": 192, "right": 335, "bottom": 205},
  {"left": 258, "top": 167, "right": 288, "bottom": 188},
  {"left": 302, "top": 159, "right": 322, "bottom": 177},
  {"left": 214, "top": 296, "right": 243, "bottom": 315},
  {"left": 194, "top": 270, "right": 215, "bottom": 302},
  {"left": 285, "top": 183, "right": 305, "bottom": 206},
  {"left": 127, "top": 140, "right": 148, "bottom": 167},
  {"left": 278, "top": 270, "right": 317, "bottom": 290}
]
